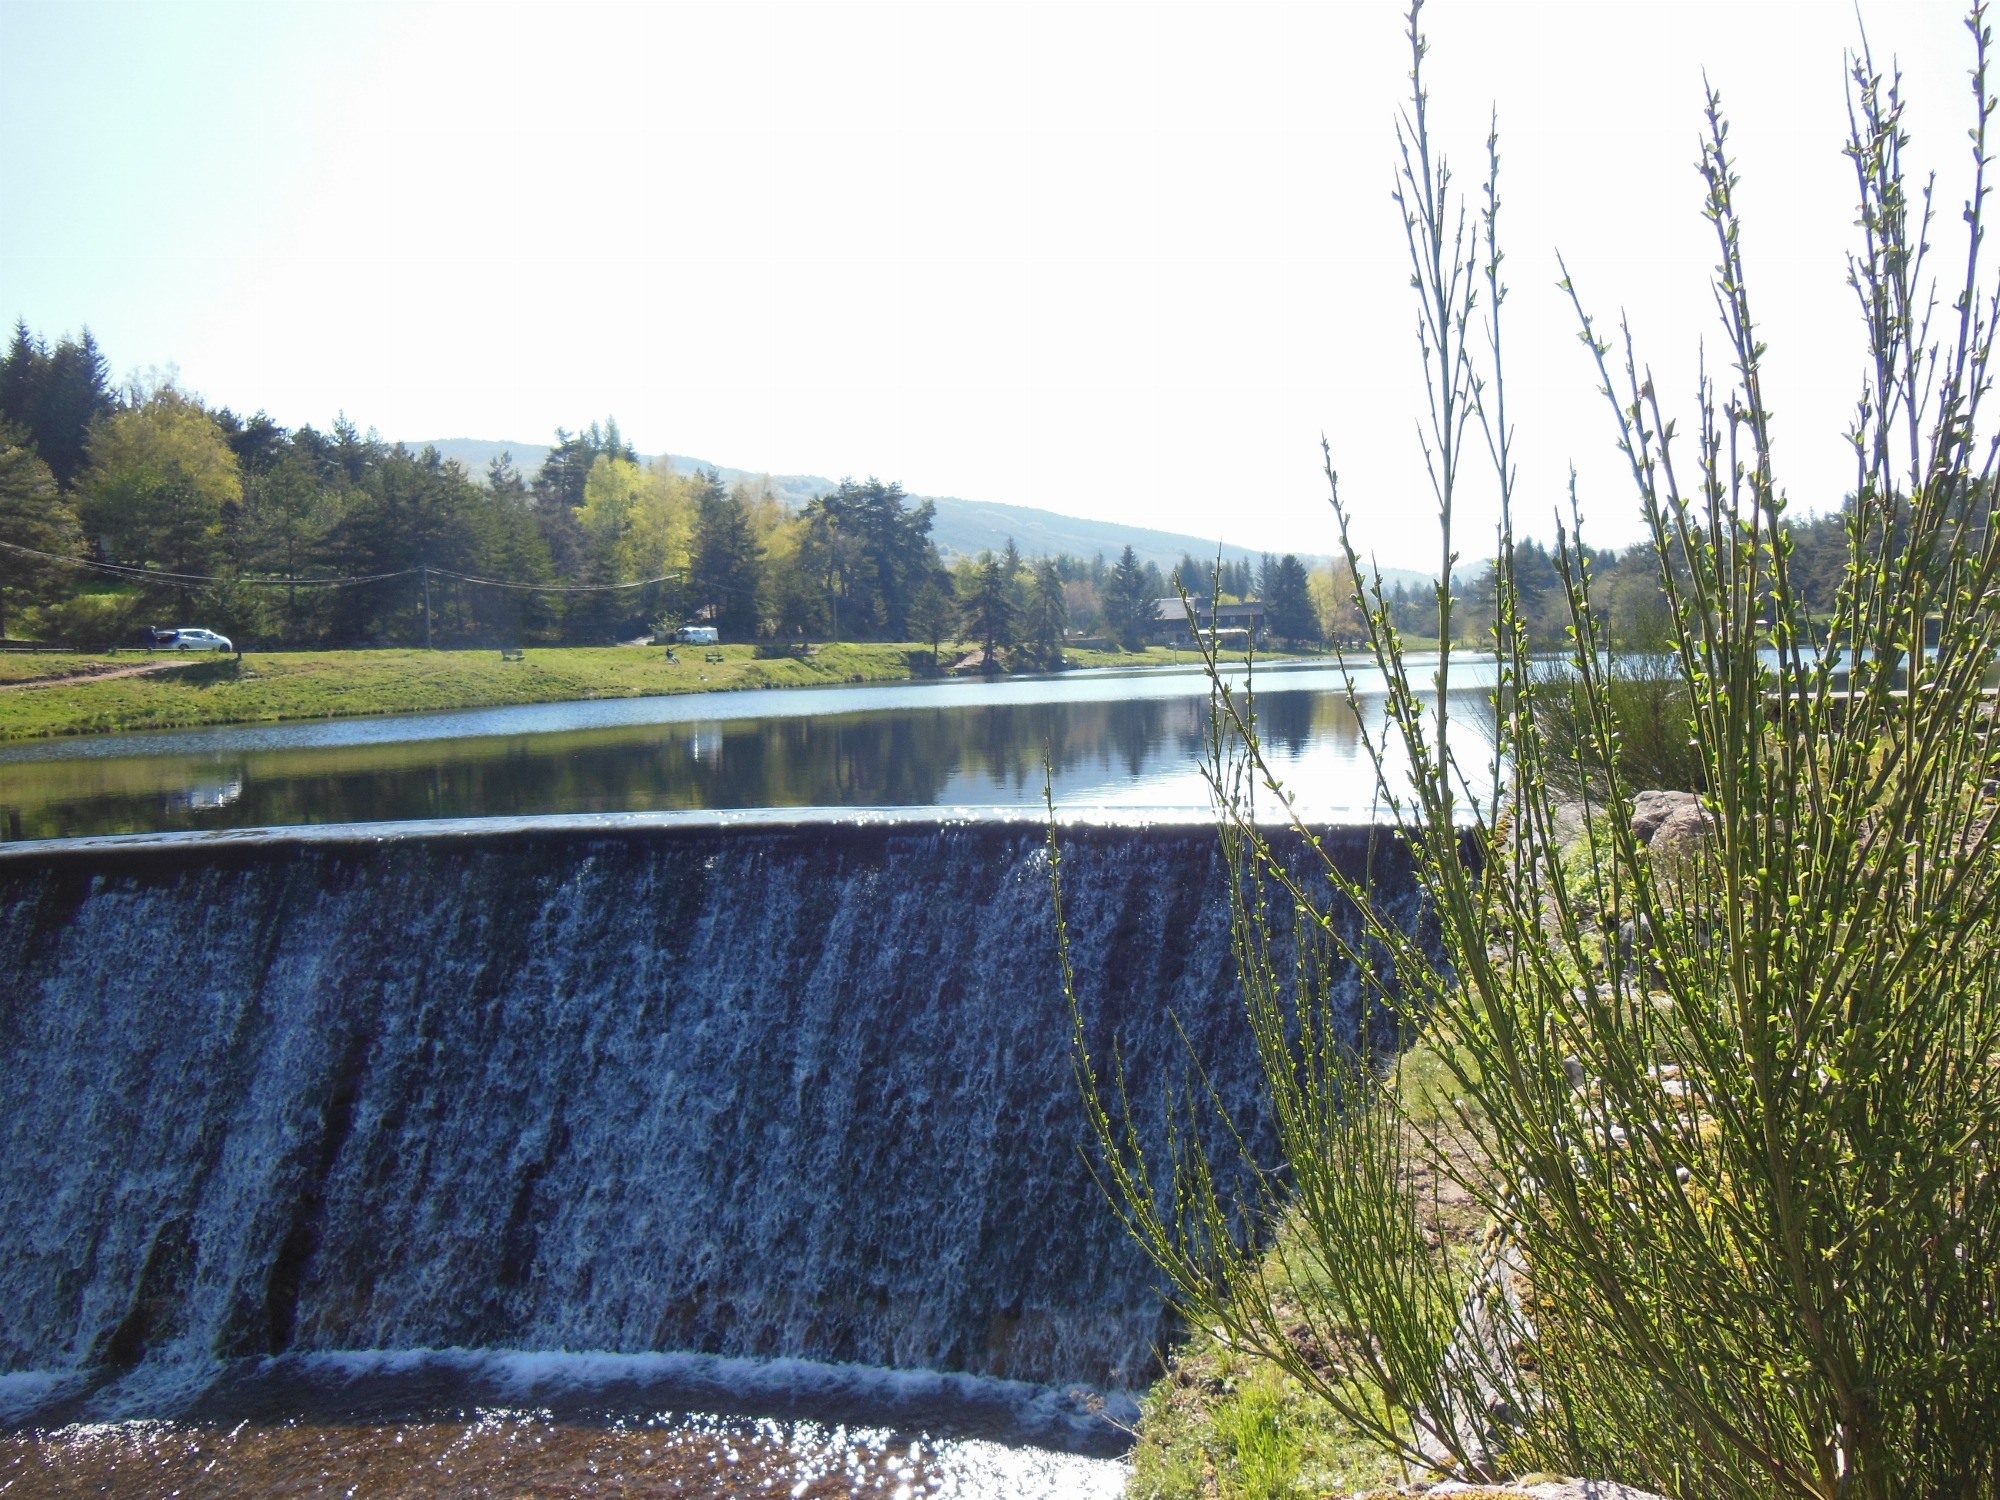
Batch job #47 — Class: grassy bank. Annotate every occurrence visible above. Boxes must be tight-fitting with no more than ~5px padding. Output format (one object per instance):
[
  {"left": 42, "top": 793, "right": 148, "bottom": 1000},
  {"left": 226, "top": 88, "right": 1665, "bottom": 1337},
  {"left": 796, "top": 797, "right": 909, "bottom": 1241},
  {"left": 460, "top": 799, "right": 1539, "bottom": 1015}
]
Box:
[
  {"left": 0, "top": 642, "right": 1213, "bottom": 741},
  {"left": 1123, "top": 1040, "right": 1489, "bottom": 1500}
]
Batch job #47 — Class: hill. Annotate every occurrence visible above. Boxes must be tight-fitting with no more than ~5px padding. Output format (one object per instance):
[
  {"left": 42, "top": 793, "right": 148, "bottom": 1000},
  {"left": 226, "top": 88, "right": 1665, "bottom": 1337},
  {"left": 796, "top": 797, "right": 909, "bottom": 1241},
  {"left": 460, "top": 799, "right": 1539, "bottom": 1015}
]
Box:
[{"left": 410, "top": 437, "right": 1431, "bottom": 590}]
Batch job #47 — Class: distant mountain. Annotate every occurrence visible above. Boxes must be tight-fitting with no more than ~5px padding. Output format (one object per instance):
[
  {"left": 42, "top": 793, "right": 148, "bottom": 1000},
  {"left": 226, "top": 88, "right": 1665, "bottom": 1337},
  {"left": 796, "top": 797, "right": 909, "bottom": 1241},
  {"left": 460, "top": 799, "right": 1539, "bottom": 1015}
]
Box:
[
  {"left": 409, "top": 437, "right": 1433, "bottom": 590},
  {"left": 412, "top": 439, "right": 830, "bottom": 511}
]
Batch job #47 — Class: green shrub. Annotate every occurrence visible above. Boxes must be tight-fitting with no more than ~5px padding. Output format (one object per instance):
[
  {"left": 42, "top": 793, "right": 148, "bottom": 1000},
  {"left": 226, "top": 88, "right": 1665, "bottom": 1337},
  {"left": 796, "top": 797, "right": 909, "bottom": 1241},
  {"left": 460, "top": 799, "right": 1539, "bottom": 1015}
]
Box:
[
  {"left": 32, "top": 590, "right": 143, "bottom": 649},
  {"left": 1060, "top": 6, "right": 2000, "bottom": 1497},
  {"left": 1532, "top": 652, "right": 1704, "bottom": 796}
]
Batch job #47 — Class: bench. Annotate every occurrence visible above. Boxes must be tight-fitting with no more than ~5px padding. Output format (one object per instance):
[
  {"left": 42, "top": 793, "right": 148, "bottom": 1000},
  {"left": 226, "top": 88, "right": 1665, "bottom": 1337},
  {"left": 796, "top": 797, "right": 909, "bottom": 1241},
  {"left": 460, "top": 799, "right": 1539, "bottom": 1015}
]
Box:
[{"left": 500, "top": 647, "right": 525, "bottom": 661}]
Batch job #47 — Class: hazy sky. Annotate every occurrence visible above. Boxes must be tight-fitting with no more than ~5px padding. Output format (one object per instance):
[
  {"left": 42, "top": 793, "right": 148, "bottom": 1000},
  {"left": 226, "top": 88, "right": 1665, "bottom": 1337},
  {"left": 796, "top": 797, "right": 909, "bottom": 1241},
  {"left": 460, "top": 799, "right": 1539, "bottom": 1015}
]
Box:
[{"left": 0, "top": 1, "right": 1978, "bottom": 568}]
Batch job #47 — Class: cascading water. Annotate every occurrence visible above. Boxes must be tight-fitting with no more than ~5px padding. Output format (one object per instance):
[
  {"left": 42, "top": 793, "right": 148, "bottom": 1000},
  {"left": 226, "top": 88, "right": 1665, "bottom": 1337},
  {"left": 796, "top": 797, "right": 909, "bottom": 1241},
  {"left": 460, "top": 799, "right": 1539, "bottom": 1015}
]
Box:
[{"left": 0, "top": 815, "right": 1423, "bottom": 1456}]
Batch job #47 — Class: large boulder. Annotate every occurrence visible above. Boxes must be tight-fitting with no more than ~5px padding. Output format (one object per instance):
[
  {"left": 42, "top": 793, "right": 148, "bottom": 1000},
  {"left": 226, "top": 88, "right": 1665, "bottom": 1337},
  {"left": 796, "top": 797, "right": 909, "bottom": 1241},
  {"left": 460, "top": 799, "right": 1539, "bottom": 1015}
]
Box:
[{"left": 1629, "top": 789, "right": 1705, "bottom": 845}]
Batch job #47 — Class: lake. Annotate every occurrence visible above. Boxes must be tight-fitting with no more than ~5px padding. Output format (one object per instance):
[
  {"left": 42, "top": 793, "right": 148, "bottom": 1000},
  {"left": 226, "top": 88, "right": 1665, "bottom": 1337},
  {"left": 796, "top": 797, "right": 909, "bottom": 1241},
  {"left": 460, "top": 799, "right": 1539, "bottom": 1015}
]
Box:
[{"left": 0, "top": 657, "right": 1499, "bottom": 842}]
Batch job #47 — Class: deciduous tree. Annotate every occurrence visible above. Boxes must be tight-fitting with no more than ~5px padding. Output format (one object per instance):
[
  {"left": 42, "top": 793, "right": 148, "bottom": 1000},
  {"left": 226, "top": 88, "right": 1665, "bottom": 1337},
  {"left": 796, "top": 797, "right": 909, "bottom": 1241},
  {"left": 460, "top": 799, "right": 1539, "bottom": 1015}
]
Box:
[
  {"left": 0, "top": 427, "right": 82, "bottom": 639},
  {"left": 80, "top": 387, "right": 243, "bottom": 597}
]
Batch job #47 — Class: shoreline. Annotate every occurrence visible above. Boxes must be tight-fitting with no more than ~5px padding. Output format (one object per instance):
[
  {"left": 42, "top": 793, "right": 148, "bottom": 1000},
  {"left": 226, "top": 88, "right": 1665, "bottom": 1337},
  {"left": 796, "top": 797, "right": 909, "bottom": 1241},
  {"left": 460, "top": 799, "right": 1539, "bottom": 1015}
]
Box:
[{"left": 0, "top": 640, "right": 1283, "bottom": 744}]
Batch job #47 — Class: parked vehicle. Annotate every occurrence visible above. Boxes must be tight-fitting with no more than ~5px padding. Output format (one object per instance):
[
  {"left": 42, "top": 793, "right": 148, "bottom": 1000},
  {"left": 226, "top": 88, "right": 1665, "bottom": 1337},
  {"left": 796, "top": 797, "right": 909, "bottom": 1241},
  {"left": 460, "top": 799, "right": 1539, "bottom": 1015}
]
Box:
[
  {"left": 675, "top": 626, "right": 720, "bottom": 646},
  {"left": 159, "top": 627, "right": 233, "bottom": 652}
]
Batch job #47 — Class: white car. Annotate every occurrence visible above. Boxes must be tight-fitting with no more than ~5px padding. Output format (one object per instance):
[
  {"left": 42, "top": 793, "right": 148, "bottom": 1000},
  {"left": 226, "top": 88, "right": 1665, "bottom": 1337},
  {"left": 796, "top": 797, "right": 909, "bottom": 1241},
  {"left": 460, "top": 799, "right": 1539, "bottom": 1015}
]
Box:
[{"left": 169, "top": 627, "right": 233, "bottom": 652}]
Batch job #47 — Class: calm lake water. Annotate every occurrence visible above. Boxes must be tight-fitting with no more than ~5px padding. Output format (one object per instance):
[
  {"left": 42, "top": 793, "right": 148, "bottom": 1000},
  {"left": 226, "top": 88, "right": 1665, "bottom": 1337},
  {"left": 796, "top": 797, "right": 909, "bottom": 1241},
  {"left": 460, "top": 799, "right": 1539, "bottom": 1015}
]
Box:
[{"left": 0, "top": 658, "right": 1499, "bottom": 842}]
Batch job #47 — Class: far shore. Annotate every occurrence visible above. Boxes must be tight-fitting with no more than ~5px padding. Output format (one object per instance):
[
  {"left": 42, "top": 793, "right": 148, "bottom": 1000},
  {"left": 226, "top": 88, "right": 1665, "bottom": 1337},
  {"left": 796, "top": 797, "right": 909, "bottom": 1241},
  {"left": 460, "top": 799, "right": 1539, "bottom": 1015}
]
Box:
[{"left": 0, "top": 640, "right": 1344, "bottom": 743}]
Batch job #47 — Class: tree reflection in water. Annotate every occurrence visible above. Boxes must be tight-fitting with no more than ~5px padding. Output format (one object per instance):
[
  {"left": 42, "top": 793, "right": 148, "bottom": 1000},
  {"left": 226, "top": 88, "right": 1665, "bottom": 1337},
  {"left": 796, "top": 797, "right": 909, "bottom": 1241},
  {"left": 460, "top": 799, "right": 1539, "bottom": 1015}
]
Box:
[{"left": 0, "top": 681, "right": 1490, "bottom": 842}]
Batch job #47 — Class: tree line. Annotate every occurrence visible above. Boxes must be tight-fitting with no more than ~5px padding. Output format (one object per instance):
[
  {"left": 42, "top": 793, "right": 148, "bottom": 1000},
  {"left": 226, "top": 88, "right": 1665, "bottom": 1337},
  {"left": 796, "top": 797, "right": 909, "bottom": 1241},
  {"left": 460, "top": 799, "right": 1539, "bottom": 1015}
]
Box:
[
  {"left": 9, "top": 318, "right": 1870, "bottom": 658},
  {"left": 0, "top": 321, "right": 1363, "bottom": 657}
]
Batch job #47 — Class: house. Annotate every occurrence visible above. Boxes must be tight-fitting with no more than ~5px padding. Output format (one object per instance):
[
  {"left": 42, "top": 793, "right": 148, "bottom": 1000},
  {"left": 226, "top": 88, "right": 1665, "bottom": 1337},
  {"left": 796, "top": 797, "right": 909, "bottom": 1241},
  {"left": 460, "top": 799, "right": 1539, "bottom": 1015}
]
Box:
[{"left": 1145, "top": 597, "right": 1265, "bottom": 647}]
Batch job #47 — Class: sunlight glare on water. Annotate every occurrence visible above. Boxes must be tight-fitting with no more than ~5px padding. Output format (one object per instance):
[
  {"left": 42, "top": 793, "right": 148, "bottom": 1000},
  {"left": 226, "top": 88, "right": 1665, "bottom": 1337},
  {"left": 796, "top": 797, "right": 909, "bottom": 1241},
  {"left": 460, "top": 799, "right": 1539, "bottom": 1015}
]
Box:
[{"left": 0, "top": 1411, "right": 1129, "bottom": 1499}]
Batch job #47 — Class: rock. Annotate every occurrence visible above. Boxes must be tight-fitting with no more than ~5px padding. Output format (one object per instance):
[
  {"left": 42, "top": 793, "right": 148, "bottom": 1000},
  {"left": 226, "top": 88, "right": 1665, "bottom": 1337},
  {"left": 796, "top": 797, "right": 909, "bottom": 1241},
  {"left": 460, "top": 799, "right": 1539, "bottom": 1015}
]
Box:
[
  {"left": 1647, "top": 802, "right": 1714, "bottom": 869},
  {"left": 1613, "top": 913, "right": 1652, "bottom": 964},
  {"left": 1630, "top": 789, "right": 1703, "bottom": 844}
]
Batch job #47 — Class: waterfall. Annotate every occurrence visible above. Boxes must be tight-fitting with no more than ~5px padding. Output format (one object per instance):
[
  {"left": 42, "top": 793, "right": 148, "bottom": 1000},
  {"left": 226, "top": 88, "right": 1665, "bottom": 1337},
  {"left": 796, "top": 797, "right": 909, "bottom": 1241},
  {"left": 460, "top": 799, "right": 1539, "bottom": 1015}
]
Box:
[{"left": 0, "top": 816, "right": 1421, "bottom": 1433}]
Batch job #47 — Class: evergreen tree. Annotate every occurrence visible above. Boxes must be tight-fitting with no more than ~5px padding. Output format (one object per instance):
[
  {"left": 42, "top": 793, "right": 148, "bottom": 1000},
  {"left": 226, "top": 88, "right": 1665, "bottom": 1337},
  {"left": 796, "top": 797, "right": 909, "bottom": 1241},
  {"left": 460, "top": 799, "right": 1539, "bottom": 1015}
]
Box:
[
  {"left": 1023, "top": 556, "right": 1069, "bottom": 665},
  {"left": 0, "top": 322, "right": 116, "bottom": 491},
  {"left": 1102, "top": 544, "right": 1156, "bottom": 650},
  {"left": 486, "top": 453, "right": 529, "bottom": 506},
  {"left": 324, "top": 414, "right": 381, "bottom": 487},
  {"left": 473, "top": 469, "right": 560, "bottom": 644},
  {"left": 532, "top": 419, "right": 637, "bottom": 594},
  {"left": 1174, "top": 550, "right": 1225, "bottom": 598},
  {"left": 910, "top": 576, "right": 956, "bottom": 662},
  {"left": 241, "top": 452, "right": 332, "bottom": 638},
  {"left": 1264, "top": 553, "right": 1319, "bottom": 643},
  {"left": 214, "top": 409, "right": 291, "bottom": 478},
  {"left": 801, "top": 478, "right": 939, "bottom": 639},
  {"left": 689, "top": 470, "right": 762, "bottom": 639},
  {"left": 534, "top": 420, "right": 635, "bottom": 515},
  {"left": 329, "top": 446, "right": 498, "bottom": 644},
  {"left": 958, "top": 554, "right": 1014, "bottom": 663}
]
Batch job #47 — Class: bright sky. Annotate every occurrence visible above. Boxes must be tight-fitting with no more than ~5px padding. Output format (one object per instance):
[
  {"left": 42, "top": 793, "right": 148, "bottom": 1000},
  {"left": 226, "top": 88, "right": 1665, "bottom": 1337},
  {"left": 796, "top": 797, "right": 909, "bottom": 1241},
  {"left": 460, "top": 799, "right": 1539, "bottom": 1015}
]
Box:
[{"left": 0, "top": 1, "right": 1977, "bottom": 569}]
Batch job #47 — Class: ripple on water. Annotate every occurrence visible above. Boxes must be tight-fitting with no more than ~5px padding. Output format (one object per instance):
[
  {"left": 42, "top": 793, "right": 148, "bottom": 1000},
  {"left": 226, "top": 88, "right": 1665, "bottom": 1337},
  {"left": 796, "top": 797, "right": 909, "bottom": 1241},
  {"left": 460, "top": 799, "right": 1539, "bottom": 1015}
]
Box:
[{"left": 0, "top": 1410, "right": 1130, "bottom": 1499}]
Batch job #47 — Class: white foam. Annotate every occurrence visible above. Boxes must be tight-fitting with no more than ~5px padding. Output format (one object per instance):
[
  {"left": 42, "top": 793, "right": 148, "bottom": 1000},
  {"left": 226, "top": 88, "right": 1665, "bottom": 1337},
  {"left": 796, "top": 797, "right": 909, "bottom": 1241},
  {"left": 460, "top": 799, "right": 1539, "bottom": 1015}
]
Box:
[
  {"left": 285, "top": 1344, "right": 1140, "bottom": 1440},
  {"left": 0, "top": 1370, "right": 78, "bottom": 1422}
]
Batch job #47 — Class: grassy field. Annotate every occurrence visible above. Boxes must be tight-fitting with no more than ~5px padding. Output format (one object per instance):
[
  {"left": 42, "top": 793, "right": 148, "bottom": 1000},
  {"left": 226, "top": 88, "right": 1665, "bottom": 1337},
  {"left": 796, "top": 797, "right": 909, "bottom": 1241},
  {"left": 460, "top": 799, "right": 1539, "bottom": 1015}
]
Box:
[{"left": 0, "top": 642, "right": 1227, "bottom": 741}]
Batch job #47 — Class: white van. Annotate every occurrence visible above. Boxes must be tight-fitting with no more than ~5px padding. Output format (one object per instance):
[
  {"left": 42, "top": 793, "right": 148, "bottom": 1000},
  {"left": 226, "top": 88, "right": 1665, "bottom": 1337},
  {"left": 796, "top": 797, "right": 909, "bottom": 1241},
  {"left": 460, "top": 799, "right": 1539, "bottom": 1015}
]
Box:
[{"left": 675, "top": 626, "right": 720, "bottom": 646}]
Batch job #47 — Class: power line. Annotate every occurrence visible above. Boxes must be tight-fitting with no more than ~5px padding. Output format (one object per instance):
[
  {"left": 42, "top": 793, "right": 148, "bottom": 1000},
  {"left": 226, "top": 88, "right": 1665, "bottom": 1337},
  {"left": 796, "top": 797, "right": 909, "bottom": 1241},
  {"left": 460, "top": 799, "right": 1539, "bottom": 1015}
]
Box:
[
  {"left": 0, "top": 540, "right": 413, "bottom": 589},
  {"left": 427, "top": 565, "right": 685, "bottom": 594},
  {"left": 0, "top": 540, "right": 686, "bottom": 595}
]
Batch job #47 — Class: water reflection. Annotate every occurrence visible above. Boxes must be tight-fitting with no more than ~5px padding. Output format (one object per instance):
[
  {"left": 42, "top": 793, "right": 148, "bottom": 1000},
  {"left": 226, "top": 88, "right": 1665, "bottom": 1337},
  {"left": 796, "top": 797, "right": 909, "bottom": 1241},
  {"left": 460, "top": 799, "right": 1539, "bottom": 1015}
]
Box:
[{"left": 0, "top": 670, "right": 1498, "bottom": 842}]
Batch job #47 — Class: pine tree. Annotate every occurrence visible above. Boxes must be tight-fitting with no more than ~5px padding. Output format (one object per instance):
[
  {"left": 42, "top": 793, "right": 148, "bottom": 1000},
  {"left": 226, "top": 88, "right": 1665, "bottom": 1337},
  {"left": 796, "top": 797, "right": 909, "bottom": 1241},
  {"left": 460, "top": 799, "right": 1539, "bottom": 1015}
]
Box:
[
  {"left": 689, "top": 472, "right": 762, "bottom": 639},
  {"left": 0, "top": 323, "right": 115, "bottom": 491},
  {"left": 1102, "top": 544, "right": 1155, "bottom": 651},
  {"left": 1264, "top": 553, "right": 1319, "bottom": 643},
  {"left": 910, "top": 576, "right": 956, "bottom": 663},
  {"left": 958, "top": 554, "right": 1014, "bottom": 664},
  {"left": 1023, "top": 556, "right": 1069, "bottom": 665}
]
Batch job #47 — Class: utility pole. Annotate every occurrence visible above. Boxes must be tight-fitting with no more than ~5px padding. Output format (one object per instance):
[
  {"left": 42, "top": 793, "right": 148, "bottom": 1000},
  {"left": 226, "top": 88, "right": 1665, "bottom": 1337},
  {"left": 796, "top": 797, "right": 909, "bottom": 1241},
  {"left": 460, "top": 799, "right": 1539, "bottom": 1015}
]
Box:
[{"left": 421, "top": 561, "right": 432, "bottom": 650}]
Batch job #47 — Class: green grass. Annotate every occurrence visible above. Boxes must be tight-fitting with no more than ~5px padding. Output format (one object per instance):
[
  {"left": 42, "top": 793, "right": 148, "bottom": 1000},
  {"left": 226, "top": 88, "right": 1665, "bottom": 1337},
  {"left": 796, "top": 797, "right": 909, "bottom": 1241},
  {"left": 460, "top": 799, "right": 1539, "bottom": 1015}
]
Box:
[
  {"left": 0, "top": 641, "right": 1219, "bottom": 741},
  {"left": 1127, "top": 1297, "right": 1406, "bottom": 1500},
  {"left": 1124, "top": 1046, "right": 1492, "bottom": 1500},
  {"left": 0, "top": 644, "right": 916, "bottom": 740}
]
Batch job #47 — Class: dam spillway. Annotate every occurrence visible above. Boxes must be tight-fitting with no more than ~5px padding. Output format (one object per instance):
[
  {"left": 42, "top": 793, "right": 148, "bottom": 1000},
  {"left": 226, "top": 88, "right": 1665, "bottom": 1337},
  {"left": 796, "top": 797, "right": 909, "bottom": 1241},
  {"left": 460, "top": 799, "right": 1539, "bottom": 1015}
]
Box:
[{"left": 0, "top": 814, "right": 1421, "bottom": 1441}]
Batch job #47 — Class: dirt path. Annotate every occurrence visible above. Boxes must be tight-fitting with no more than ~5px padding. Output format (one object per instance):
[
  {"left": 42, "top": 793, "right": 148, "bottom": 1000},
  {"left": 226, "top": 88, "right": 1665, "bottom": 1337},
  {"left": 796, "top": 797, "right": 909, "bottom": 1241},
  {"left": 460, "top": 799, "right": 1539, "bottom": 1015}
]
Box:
[{"left": 0, "top": 660, "right": 184, "bottom": 692}]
